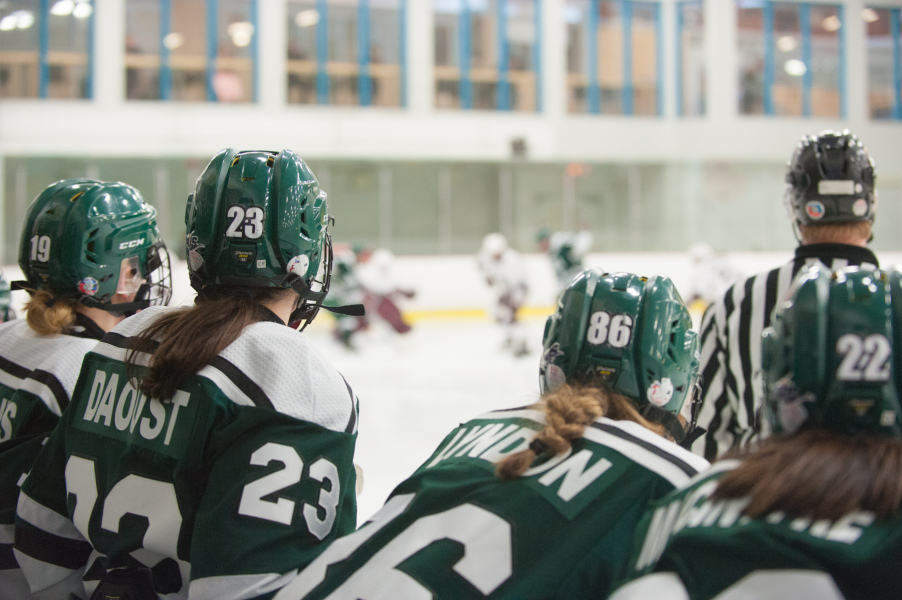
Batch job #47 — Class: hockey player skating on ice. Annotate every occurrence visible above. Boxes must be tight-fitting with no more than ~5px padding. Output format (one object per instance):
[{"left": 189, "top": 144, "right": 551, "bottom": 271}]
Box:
[
  {"left": 478, "top": 232, "right": 530, "bottom": 357},
  {"left": 537, "top": 228, "right": 593, "bottom": 292},
  {"left": 325, "top": 244, "right": 368, "bottom": 349},
  {"left": 271, "top": 268, "right": 708, "bottom": 600},
  {"left": 613, "top": 265, "right": 902, "bottom": 600},
  {"left": 14, "top": 150, "right": 360, "bottom": 599},
  {"left": 357, "top": 248, "right": 415, "bottom": 337},
  {"left": 0, "top": 179, "right": 172, "bottom": 599}
]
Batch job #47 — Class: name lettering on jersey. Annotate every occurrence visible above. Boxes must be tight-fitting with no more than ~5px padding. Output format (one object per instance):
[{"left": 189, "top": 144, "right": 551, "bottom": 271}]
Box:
[
  {"left": 425, "top": 421, "right": 616, "bottom": 515},
  {"left": 0, "top": 397, "right": 17, "bottom": 441},
  {"left": 634, "top": 478, "right": 876, "bottom": 573},
  {"left": 74, "top": 367, "right": 195, "bottom": 457}
]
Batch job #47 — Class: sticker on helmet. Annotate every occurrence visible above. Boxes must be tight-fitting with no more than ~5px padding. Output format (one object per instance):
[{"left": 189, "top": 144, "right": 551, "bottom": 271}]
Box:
[
  {"left": 852, "top": 199, "right": 868, "bottom": 217},
  {"left": 817, "top": 180, "right": 855, "bottom": 195},
  {"left": 256, "top": 259, "right": 266, "bottom": 268},
  {"left": 186, "top": 234, "right": 205, "bottom": 271},
  {"left": 540, "top": 342, "right": 567, "bottom": 391},
  {"left": 805, "top": 201, "right": 825, "bottom": 220},
  {"left": 287, "top": 255, "right": 310, "bottom": 276},
  {"left": 78, "top": 277, "right": 99, "bottom": 296},
  {"left": 647, "top": 378, "right": 674, "bottom": 407},
  {"left": 232, "top": 249, "right": 255, "bottom": 264}
]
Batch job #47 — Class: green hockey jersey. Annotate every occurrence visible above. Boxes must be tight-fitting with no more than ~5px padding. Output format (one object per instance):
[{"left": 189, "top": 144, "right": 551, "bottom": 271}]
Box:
[
  {"left": 612, "top": 460, "right": 902, "bottom": 600},
  {"left": 0, "top": 318, "right": 102, "bottom": 600},
  {"left": 273, "top": 407, "right": 709, "bottom": 600},
  {"left": 14, "top": 306, "right": 359, "bottom": 600}
]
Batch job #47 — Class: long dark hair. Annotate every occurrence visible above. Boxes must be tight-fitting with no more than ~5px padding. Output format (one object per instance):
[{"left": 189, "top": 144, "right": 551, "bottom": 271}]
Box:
[
  {"left": 713, "top": 429, "right": 902, "bottom": 521},
  {"left": 126, "top": 286, "right": 294, "bottom": 399}
]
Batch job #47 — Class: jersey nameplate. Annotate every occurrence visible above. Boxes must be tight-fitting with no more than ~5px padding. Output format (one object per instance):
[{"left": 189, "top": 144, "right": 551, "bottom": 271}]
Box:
[
  {"left": 72, "top": 364, "right": 196, "bottom": 457},
  {"left": 424, "top": 419, "right": 619, "bottom": 520}
]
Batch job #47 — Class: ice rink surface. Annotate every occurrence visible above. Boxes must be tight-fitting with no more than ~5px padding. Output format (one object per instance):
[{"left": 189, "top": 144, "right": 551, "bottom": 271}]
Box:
[{"left": 305, "top": 315, "right": 549, "bottom": 524}]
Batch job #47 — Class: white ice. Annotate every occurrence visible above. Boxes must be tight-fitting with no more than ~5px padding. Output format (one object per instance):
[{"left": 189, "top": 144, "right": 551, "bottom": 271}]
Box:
[{"left": 304, "top": 316, "right": 548, "bottom": 525}]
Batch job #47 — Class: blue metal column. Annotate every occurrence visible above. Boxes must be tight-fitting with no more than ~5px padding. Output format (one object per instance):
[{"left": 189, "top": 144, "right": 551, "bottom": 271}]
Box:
[
  {"left": 838, "top": 4, "right": 846, "bottom": 118},
  {"left": 39, "top": 0, "right": 49, "bottom": 97},
  {"left": 894, "top": 9, "right": 902, "bottom": 120},
  {"left": 497, "top": 0, "right": 510, "bottom": 110},
  {"left": 588, "top": 0, "right": 600, "bottom": 113},
  {"left": 654, "top": 2, "right": 662, "bottom": 116},
  {"left": 533, "top": 0, "right": 541, "bottom": 112},
  {"left": 206, "top": 0, "right": 218, "bottom": 101},
  {"left": 85, "top": 0, "right": 94, "bottom": 99},
  {"left": 622, "top": 0, "right": 633, "bottom": 115},
  {"left": 359, "top": 0, "right": 371, "bottom": 106},
  {"left": 160, "top": 0, "right": 172, "bottom": 100},
  {"left": 400, "top": 0, "right": 407, "bottom": 107},
  {"left": 250, "top": 0, "right": 258, "bottom": 102},
  {"left": 316, "top": 0, "right": 329, "bottom": 104},
  {"left": 800, "top": 3, "right": 812, "bottom": 116},
  {"left": 763, "top": 1, "right": 775, "bottom": 115},
  {"left": 460, "top": 0, "right": 473, "bottom": 109},
  {"left": 675, "top": 1, "right": 684, "bottom": 116}
]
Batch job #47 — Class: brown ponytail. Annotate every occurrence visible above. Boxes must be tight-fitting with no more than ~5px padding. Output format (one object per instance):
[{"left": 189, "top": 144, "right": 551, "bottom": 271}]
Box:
[
  {"left": 24, "top": 290, "right": 77, "bottom": 335},
  {"left": 495, "top": 384, "right": 666, "bottom": 480},
  {"left": 714, "top": 429, "right": 902, "bottom": 522},
  {"left": 127, "top": 287, "right": 294, "bottom": 399}
]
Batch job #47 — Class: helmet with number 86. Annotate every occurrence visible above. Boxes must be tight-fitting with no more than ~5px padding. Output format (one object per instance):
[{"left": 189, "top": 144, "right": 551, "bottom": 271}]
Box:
[
  {"left": 762, "top": 265, "right": 902, "bottom": 437},
  {"left": 18, "top": 178, "right": 172, "bottom": 312},
  {"left": 186, "top": 148, "right": 332, "bottom": 328},
  {"left": 539, "top": 268, "right": 700, "bottom": 440}
]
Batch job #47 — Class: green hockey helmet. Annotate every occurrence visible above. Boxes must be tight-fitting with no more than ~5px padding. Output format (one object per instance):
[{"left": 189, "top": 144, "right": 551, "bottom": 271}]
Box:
[
  {"left": 762, "top": 265, "right": 902, "bottom": 437},
  {"left": 540, "top": 268, "right": 701, "bottom": 441},
  {"left": 185, "top": 149, "right": 332, "bottom": 328},
  {"left": 17, "top": 178, "right": 172, "bottom": 312}
]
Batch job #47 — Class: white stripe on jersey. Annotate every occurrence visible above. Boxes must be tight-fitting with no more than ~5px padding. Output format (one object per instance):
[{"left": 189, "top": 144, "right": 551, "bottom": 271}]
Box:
[
  {"left": 18, "top": 377, "right": 64, "bottom": 417},
  {"left": 16, "top": 492, "right": 86, "bottom": 542},
  {"left": 584, "top": 419, "right": 709, "bottom": 487},
  {"left": 0, "top": 369, "right": 23, "bottom": 393},
  {"left": 12, "top": 550, "right": 84, "bottom": 598},
  {"left": 196, "top": 364, "right": 256, "bottom": 407},
  {"left": 191, "top": 571, "right": 298, "bottom": 600},
  {"left": 473, "top": 408, "right": 545, "bottom": 423}
]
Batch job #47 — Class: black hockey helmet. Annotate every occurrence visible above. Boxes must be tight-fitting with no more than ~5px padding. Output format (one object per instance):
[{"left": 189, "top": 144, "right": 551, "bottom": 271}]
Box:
[{"left": 785, "top": 130, "right": 876, "bottom": 227}]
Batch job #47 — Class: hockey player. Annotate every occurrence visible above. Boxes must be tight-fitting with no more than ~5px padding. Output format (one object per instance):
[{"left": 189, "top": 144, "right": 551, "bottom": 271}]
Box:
[
  {"left": 0, "top": 272, "right": 17, "bottom": 323},
  {"left": 14, "top": 150, "right": 360, "bottom": 599},
  {"left": 0, "top": 179, "right": 172, "bottom": 599},
  {"left": 537, "top": 228, "right": 593, "bottom": 292},
  {"left": 478, "top": 232, "right": 530, "bottom": 356},
  {"left": 271, "top": 268, "right": 709, "bottom": 600},
  {"left": 325, "top": 244, "right": 368, "bottom": 349},
  {"left": 693, "top": 130, "right": 881, "bottom": 460},
  {"left": 613, "top": 265, "right": 902, "bottom": 600},
  {"left": 357, "top": 248, "right": 415, "bottom": 337}
]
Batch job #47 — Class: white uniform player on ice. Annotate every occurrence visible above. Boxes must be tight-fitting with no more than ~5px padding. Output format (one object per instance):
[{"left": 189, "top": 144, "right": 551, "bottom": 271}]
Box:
[{"left": 478, "top": 233, "right": 530, "bottom": 357}]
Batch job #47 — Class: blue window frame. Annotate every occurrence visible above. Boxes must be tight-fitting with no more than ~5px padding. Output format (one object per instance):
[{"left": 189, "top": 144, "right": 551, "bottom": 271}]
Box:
[
  {"left": 737, "top": 1, "right": 844, "bottom": 118},
  {"left": 0, "top": 0, "right": 94, "bottom": 99},
  {"left": 287, "top": 0, "right": 406, "bottom": 107},
  {"left": 676, "top": 0, "right": 705, "bottom": 116},
  {"left": 866, "top": 6, "right": 902, "bottom": 120},
  {"left": 434, "top": 0, "right": 541, "bottom": 112}
]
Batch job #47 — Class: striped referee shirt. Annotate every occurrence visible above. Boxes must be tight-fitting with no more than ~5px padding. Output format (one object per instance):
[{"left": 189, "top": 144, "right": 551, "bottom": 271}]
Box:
[{"left": 689, "top": 243, "right": 880, "bottom": 461}]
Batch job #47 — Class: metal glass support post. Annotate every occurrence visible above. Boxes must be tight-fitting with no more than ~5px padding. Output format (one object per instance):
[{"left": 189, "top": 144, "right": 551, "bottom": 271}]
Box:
[
  {"left": 588, "top": 0, "right": 600, "bottom": 113},
  {"left": 460, "top": 0, "right": 473, "bottom": 109},
  {"left": 762, "top": 1, "right": 774, "bottom": 115},
  {"left": 498, "top": 0, "right": 510, "bottom": 110},
  {"left": 206, "top": 0, "right": 218, "bottom": 101},
  {"left": 250, "top": 0, "right": 259, "bottom": 102},
  {"left": 85, "top": 1, "right": 94, "bottom": 99},
  {"left": 316, "top": 0, "right": 329, "bottom": 104},
  {"left": 800, "top": 3, "right": 812, "bottom": 116},
  {"left": 359, "top": 0, "right": 372, "bottom": 106},
  {"left": 623, "top": 0, "right": 633, "bottom": 115},
  {"left": 39, "top": 0, "right": 49, "bottom": 97},
  {"left": 838, "top": 3, "right": 847, "bottom": 118},
  {"left": 161, "top": 0, "right": 172, "bottom": 100}
]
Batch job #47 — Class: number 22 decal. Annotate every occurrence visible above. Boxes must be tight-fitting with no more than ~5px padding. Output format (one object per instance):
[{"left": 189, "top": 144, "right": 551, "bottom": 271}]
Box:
[{"left": 836, "top": 333, "right": 891, "bottom": 382}]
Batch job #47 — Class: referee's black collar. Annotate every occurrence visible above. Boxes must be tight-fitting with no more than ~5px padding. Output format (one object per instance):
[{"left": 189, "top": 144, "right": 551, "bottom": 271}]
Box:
[{"left": 795, "top": 243, "right": 879, "bottom": 267}]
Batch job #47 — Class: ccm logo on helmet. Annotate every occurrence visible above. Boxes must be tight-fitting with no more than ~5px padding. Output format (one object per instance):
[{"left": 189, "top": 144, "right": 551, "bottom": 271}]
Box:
[{"left": 119, "top": 238, "right": 145, "bottom": 249}]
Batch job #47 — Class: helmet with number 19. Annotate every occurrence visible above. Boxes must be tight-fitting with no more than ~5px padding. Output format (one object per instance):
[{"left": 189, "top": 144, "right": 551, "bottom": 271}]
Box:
[
  {"left": 762, "top": 265, "right": 902, "bottom": 437},
  {"left": 18, "top": 178, "right": 172, "bottom": 312},
  {"left": 185, "top": 148, "right": 332, "bottom": 329},
  {"left": 539, "top": 268, "right": 701, "bottom": 442}
]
